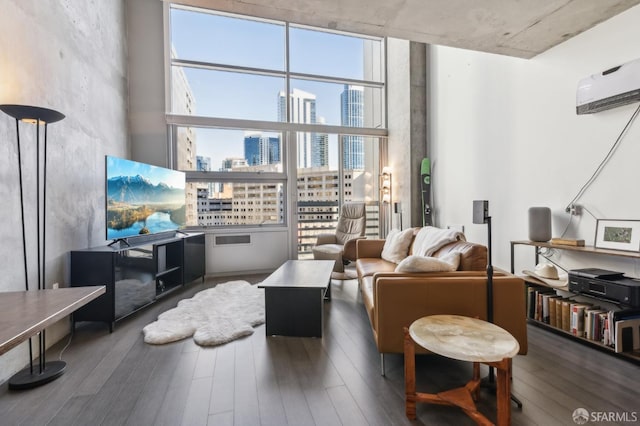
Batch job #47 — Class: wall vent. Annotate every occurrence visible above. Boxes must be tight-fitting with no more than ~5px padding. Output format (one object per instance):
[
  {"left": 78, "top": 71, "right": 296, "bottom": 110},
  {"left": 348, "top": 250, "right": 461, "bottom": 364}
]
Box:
[{"left": 215, "top": 235, "right": 251, "bottom": 245}]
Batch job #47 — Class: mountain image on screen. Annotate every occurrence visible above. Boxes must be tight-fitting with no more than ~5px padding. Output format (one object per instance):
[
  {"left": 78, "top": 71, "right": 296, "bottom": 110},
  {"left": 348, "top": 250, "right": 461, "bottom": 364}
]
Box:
[
  {"left": 108, "top": 175, "right": 184, "bottom": 205},
  {"left": 106, "top": 156, "right": 186, "bottom": 239}
]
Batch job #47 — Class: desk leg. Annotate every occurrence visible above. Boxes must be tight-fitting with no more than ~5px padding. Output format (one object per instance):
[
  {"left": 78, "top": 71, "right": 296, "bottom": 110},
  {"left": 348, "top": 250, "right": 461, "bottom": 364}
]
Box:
[
  {"left": 8, "top": 331, "right": 66, "bottom": 390},
  {"left": 403, "top": 327, "right": 417, "bottom": 420}
]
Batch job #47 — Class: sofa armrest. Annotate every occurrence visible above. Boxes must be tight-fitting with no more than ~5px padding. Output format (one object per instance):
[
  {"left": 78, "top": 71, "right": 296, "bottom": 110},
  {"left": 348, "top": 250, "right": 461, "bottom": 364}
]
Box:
[
  {"left": 357, "top": 239, "right": 385, "bottom": 258},
  {"left": 316, "top": 233, "right": 338, "bottom": 245}
]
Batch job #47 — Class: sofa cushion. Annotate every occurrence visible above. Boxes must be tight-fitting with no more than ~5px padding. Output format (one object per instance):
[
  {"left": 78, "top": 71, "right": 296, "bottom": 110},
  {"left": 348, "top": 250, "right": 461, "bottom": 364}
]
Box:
[
  {"left": 357, "top": 257, "right": 397, "bottom": 279},
  {"left": 395, "top": 252, "right": 460, "bottom": 273},
  {"left": 381, "top": 228, "right": 414, "bottom": 263}
]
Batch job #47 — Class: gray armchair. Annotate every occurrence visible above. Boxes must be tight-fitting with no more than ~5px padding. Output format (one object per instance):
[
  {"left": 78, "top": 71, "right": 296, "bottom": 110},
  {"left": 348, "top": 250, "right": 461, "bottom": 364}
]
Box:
[{"left": 312, "top": 202, "right": 366, "bottom": 272}]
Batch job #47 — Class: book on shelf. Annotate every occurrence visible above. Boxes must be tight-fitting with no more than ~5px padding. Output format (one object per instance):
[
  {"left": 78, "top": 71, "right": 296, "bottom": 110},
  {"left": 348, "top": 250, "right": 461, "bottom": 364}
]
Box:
[
  {"left": 549, "top": 297, "right": 558, "bottom": 327},
  {"left": 543, "top": 294, "right": 560, "bottom": 324},
  {"left": 584, "top": 308, "right": 605, "bottom": 340},
  {"left": 614, "top": 318, "right": 640, "bottom": 353},
  {"left": 561, "top": 300, "right": 572, "bottom": 332},
  {"left": 550, "top": 238, "right": 585, "bottom": 246},
  {"left": 554, "top": 298, "right": 567, "bottom": 329},
  {"left": 571, "top": 303, "right": 591, "bottom": 337},
  {"left": 527, "top": 287, "right": 556, "bottom": 321}
]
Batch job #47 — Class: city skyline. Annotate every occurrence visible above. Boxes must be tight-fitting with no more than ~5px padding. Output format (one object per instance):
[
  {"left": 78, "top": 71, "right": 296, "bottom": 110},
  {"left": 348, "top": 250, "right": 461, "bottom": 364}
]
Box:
[
  {"left": 196, "top": 84, "right": 364, "bottom": 171},
  {"left": 170, "top": 6, "right": 376, "bottom": 169},
  {"left": 195, "top": 85, "right": 365, "bottom": 172}
]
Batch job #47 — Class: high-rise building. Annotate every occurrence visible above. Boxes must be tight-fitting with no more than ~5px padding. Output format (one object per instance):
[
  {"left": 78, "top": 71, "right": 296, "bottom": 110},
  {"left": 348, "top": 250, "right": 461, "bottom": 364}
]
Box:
[
  {"left": 221, "top": 157, "right": 248, "bottom": 170},
  {"left": 313, "top": 117, "right": 329, "bottom": 168},
  {"left": 341, "top": 85, "right": 364, "bottom": 170},
  {"left": 244, "top": 133, "right": 280, "bottom": 166},
  {"left": 171, "top": 46, "right": 198, "bottom": 225},
  {"left": 196, "top": 155, "right": 211, "bottom": 172},
  {"left": 278, "top": 88, "right": 320, "bottom": 168}
]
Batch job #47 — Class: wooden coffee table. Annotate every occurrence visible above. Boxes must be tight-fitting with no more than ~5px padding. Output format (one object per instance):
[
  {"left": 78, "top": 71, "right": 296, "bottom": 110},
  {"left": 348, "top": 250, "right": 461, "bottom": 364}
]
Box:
[
  {"left": 404, "top": 314, "right": 520, "bottom": 425},
  {"left": 0, "top": 286, "right": 106, "bottom": 389},
  {"left": 258, "top": 260, "right": 334, "bottom": 337}
]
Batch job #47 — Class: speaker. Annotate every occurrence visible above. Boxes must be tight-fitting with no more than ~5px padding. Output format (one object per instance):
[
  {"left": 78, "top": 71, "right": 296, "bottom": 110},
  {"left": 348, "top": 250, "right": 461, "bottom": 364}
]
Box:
[
  {"left": 528, "top": 207, "right": 551, "bottom": 242},
  {"left": 473, "top": 200, "right": 489, "bottom": 224},
  {"left": 394, "top": 202, "right": 401, "bottom": 214}
]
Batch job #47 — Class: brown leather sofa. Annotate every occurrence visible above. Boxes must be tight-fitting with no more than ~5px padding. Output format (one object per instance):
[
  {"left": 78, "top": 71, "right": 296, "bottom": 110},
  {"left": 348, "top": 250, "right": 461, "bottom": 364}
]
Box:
[{"left": 356, "top": 232, "right": 528, "bottom": 375}]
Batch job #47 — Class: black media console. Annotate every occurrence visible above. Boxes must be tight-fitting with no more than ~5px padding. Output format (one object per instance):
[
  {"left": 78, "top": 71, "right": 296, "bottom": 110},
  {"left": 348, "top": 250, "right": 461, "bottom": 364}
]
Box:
[{"left": 70, "top": 232, "right": 205, "bottom": 331}]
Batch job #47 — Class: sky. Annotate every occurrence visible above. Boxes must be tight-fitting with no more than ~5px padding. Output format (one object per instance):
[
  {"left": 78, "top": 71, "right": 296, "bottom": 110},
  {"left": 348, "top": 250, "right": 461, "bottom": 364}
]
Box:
[{"left": 170, "top": 7, "right": 377, "bottom": 169}]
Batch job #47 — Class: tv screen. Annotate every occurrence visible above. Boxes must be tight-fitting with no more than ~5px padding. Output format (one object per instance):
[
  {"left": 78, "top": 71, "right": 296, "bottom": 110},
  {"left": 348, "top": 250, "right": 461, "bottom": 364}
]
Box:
[{"left": 106, "top": 156, "right": 186, "bottom": 241}]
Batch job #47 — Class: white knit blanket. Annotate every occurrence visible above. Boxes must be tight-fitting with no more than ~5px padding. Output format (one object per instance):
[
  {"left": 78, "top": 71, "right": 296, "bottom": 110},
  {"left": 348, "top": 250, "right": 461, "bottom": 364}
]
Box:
[{"left": 412, "top": 226, "right": 465, "bottom": 257}]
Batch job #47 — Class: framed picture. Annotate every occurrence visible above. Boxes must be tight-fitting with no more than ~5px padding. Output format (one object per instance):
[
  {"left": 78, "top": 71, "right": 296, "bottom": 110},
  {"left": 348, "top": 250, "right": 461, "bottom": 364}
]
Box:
[{"left": 594, "top": 219, "right": 640, "bottom": 252}]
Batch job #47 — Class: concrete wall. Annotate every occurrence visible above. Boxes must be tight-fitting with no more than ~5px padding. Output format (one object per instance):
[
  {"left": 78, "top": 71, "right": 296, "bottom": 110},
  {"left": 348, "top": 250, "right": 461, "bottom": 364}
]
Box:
[
  {"left": 0, "top": 0, "right": 127, "bottom": 384},
  {"left": 429, "top": 5, "right": 640, "bottom": 275},
  {"left": 126, "top": 0, "right": 169, "bottom": 168},
  {"left": 386, "top": 39, "right": 429, "bottom": 230},
  {"left": 386, "top": 38, "right": 412, "bottom": 230}
]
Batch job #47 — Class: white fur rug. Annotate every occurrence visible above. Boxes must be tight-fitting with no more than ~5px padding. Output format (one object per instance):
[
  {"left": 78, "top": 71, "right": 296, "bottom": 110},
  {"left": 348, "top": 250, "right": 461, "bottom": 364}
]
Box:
[{"left": 142, "top": 280, "right": 264, "bottom": 346}]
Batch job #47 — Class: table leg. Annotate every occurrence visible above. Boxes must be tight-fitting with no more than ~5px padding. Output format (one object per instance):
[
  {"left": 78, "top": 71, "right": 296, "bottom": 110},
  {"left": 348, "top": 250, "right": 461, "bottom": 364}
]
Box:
[
  {"left": 324, "top": 278, "right": 331, "bottom": 300},
  {"left": 494, "top": 358, "right": 511, "bottom": 426},
  {"left": 403, "top": 327, "right": 417, "bottom": 420},
  {"left": 472, "top": 362, "right": 480, "bottom": 401}
]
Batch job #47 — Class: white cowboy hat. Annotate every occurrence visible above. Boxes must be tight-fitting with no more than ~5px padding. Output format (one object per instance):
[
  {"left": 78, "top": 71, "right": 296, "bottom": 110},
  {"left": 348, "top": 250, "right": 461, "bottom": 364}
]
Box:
[{"left": 522, "top": 263, "right": 568, "bottom": 288}]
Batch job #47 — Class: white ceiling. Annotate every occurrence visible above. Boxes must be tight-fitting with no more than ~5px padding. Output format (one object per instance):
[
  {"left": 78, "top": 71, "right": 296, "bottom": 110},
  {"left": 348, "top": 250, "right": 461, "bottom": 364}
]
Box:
[{"left": 179, "top": 0, "right": 640, "bottom": 58}]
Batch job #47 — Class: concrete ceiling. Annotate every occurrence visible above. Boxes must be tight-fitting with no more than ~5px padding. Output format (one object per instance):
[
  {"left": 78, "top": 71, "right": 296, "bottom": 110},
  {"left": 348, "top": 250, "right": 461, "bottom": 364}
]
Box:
[{"left": 178, "top": 0, "right": 640, "bottom": 58}]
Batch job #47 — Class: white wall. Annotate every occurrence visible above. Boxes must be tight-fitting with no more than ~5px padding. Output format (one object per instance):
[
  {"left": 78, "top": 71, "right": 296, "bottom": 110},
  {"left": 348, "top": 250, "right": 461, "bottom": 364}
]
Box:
[
  {"left": 206, "top": 230, "right": 290, "bottom": 275},
  {"left": 0, "top": 0, "right": 128, "bottom": 383},
  {"left": 430, "top": 5, "right": 640, "bottom": 275}
]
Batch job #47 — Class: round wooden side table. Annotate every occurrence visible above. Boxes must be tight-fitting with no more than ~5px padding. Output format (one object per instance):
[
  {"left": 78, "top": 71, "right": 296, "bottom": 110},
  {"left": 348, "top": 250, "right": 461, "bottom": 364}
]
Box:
[{"left": 404, "top": 314, "right": 520, "bottom": 425}]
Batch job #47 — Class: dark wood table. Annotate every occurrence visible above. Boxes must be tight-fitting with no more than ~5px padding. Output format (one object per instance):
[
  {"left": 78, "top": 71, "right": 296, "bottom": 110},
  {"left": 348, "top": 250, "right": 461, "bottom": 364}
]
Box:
[
  {"left": 258, "top": 260, "right": 334, "bottom": 337},
  {"left": 0, "top": 286, "right": 106, "bottom": 388}
]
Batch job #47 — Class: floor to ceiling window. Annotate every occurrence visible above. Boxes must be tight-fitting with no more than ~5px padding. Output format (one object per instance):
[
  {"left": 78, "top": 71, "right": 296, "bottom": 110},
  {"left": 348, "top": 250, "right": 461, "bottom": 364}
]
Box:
[{"left": 165, "top": 4, "right": 388, "bottom": 256}]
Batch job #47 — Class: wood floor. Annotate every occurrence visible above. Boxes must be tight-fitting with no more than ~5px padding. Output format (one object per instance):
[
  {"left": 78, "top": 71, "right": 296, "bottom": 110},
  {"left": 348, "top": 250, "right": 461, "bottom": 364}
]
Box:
[{"left": 0, "top": 273, "right": 638, "bottom": 426}]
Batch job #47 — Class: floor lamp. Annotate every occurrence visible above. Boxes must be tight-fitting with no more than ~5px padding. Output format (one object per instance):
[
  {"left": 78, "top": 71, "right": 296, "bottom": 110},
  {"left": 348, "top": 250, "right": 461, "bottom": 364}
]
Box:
[
  {"left": 472, "top": 200, "right": 523, "bottom": 408},
  {"left": 0, "top": 104, "right": 66, "bottom": 389},
  {"left": 381, "top": 167, "right": 392, "bottom": 236}
]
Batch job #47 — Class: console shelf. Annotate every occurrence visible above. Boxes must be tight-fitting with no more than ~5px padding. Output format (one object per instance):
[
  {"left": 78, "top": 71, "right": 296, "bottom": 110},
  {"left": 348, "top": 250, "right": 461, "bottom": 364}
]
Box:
[
  {"left": 70, "top": 232, "right": 205, "bottom": 331},
  {"left": 511, "top": 240, "right": 640, "bottom": 364}
]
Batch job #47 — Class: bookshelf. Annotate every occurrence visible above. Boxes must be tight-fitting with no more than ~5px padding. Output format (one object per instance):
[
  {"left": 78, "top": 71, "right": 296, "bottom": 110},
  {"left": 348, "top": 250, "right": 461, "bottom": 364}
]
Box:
[{"left": 511, "top": 240, "right": 640, "bottom": 364}]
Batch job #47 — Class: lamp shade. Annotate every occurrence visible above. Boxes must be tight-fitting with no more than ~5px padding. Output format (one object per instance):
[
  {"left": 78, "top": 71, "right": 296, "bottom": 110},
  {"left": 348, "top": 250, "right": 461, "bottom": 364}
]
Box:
[{"left": 0, "top": 104, "right": 65, "bottom": 123}]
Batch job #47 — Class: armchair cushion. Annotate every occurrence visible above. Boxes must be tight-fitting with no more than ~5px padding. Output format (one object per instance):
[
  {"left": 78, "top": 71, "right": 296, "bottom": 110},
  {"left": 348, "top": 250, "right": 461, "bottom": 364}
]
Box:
[
  {"left": 395, "top": 252, "right": 460, "bottom": 273},
  {"left": 335, "top": 203, "right": 367, "bottom": 245},
  {"left": 381, "top": 228, "right": 414, "bottom": 263}
]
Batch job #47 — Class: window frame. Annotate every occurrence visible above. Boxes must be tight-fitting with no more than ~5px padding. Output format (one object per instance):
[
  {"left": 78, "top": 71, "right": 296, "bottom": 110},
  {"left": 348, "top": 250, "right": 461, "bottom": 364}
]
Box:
[{"left": 164, "top": 3, "right": 388, "bottom": 230}]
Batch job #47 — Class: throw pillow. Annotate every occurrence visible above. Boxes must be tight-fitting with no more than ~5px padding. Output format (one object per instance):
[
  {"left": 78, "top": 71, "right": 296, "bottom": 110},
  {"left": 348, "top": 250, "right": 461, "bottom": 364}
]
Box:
[
  {"left": 394, "top": 251, "right": 461, "bottom": 273},
  {"left": 381, "top": 228, "right": 415, "bottom": 264}
]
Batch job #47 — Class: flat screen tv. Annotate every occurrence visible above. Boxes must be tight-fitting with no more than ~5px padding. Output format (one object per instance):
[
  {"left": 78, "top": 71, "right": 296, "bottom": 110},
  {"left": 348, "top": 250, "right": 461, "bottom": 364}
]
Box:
[{"left": 106, "top": 156, "right": 186, "bottom": 241}]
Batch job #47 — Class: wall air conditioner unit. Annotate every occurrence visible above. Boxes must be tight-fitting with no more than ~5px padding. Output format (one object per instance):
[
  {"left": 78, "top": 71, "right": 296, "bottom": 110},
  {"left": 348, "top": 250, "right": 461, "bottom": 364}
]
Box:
[{"left": 576, "top": 57, "right": 640, "bottom": 114}]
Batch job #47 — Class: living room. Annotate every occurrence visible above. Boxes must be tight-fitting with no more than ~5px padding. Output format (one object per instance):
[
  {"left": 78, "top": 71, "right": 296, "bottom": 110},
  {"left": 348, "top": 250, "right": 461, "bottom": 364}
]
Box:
[{"left": 1, "top": 0, "right": 640, "bottom": 424}]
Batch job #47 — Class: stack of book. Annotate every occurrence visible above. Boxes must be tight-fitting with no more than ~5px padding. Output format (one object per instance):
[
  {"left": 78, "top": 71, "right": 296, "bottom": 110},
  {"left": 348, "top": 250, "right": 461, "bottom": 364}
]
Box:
[{"left": 526, "top": 284, "right": 640, "bottom": 353}]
